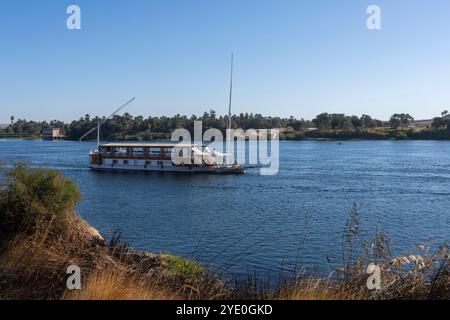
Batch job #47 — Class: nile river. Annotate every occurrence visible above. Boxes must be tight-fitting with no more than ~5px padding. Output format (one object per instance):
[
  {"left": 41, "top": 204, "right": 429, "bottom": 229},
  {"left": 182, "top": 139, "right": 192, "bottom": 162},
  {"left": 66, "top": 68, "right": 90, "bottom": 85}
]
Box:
[{"left": 1, "top": 139, "right": 449, "bottom": 278}]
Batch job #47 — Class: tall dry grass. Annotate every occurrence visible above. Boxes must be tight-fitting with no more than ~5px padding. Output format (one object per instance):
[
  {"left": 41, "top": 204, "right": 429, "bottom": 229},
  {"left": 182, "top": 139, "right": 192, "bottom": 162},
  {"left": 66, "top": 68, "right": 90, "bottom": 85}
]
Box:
[
  {"left": 62, "top": 267, "right": 178, "bottom": 300},
  {"left": 0, "top": 164, "right": 223, "bottom": 300},
  {"left": 0, "top": 213, "right": 106, "bottom": 299},
  {"left": 276, "top": 279, "right": 347, "bottom": 300},
  {"left": 275, "top": 204, "right": 449, "bottom": 300}
]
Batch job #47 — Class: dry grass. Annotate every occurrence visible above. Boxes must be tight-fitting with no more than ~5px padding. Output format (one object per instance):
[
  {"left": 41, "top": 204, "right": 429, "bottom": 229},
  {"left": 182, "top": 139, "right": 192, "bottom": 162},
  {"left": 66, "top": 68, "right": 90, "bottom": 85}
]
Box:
[
  {"left": 0, "top": 165, "right": 448, "bottom": 300},
  {"left": 62, "top": 267, "right": 179, "bottom": 300},
  {"left": 0, "top": 213, "right": 105, "bottom": 300},
  {"left": 0, "top": 211, "right": 225, "bottom": 300},
  {"left": 1, "top": 206, "right": 448, "bottom": 300},
  {"left": 1, "top": 213, "right": 448, "bottom": 300},
  {"left": 276, "top": 279, "right": 347, "bottom": 300},
  {"left": 0, "top": 164, "right": 223, "bottom": 300}
]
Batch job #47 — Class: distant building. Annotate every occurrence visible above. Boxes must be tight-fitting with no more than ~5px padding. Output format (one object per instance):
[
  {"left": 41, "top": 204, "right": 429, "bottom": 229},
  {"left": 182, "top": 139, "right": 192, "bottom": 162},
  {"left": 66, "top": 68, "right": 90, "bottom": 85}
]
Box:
[
  {"left": 412, "top": 115, "right": 450, "bottom": 128},
  {"left": 42, "top": 128, "right": 65, "bottom": 140},
  {"left": 411, "top": 119, "right": 433, "bottom": 128},
  {"left": 0, "top": 124, "right": 9, "bottom": 130}
]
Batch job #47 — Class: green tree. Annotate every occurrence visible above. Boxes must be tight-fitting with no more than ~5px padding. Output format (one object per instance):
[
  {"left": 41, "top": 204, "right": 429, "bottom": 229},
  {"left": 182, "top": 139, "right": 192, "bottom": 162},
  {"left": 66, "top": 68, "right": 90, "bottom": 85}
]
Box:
[
  {"left": 433, "top": 110, "right": 450, "bottom": 129},
  {"left": 432, "top": 117, "right": 446, "bottom": 129},
  {"left": 330, "top": 114, "right": 345, "bottom": 129},
  {"left": 341, "top": 119, "right": 354, "bottom": 130},
  {"left": 390, "top": 113, "right": 414, "bottom": 128},
  {"left": 361, "top": 114, "right": 375, "bottom": 128},
  {"left": 312, "top": 113, "right": 332, "bottom": 129},
  {"left": 350, "top": 115, "right": 362, "bottom": 128}
]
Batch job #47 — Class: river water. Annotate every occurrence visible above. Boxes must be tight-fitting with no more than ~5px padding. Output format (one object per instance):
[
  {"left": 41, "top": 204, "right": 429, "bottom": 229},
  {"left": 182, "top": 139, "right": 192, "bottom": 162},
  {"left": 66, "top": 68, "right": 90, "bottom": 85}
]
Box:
[{"left": 0, "top": 139, "right": 448, "bottom": 278}]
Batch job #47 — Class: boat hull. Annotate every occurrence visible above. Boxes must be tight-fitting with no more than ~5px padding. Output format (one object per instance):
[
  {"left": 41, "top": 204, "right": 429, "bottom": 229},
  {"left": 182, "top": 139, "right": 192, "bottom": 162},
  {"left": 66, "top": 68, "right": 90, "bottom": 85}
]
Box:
[{"left": 89, "top": 164, "right": 245, "bottom": 174}]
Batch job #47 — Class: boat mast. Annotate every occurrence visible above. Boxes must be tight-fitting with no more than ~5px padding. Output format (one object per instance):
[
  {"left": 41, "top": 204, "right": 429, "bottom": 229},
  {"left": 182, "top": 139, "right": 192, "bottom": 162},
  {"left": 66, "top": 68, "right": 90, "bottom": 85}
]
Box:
[
  {"left": 225, "top": 54, "right": 234, "bottom": 166},
  {"left": 227, "top": 53, "right": 234, "bottom": 132}
]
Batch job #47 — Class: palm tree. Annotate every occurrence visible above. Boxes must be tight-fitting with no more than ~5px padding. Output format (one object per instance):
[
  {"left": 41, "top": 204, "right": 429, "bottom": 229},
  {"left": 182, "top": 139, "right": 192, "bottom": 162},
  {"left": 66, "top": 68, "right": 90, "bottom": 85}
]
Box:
[{"left": 10, "top": 115, "right": 14, "bottom": 126}]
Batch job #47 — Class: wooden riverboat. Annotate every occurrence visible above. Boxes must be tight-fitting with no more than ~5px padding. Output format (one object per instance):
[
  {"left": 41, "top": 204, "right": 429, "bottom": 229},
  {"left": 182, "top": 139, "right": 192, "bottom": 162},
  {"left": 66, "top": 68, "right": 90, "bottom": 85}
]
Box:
[{"left": 89, "top": 143, "right": 245, "bottom": 174}]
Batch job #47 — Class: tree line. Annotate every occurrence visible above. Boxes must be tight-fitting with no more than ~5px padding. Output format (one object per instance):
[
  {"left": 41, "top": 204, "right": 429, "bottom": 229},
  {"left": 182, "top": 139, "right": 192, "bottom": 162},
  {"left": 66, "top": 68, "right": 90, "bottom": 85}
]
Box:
[
  {"left": 2, "top": 110, "right": 449, "bottom": 140},
  {"left": 2, "top": 111, "right": 314, "bottom": 140},
  {"left": 431, "top": 110, "right": 450, "bottom": 130},
  {"left": 311, "top": 113, "right": 420, "bottom": 130}
]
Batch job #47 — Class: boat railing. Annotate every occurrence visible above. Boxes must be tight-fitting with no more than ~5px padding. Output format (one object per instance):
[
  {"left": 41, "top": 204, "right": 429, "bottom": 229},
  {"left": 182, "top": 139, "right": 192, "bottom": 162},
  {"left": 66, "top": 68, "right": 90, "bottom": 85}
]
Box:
[{"left": 92, "top": 147, "right": 238, "bottom": 168}]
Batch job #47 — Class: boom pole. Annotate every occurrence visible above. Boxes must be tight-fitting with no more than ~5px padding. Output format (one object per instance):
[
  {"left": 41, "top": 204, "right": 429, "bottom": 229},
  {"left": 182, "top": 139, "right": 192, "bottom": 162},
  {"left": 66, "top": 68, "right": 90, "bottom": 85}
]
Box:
[{"left": 79, "top": 97, "right": 136, "bottom": 143}]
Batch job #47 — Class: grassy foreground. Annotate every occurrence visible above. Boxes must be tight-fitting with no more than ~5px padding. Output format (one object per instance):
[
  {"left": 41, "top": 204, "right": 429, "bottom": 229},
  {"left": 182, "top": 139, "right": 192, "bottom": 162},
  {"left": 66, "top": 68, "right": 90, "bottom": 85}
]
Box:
[{"left": 0, "top": 164, "right": 448, "bottom": 300}]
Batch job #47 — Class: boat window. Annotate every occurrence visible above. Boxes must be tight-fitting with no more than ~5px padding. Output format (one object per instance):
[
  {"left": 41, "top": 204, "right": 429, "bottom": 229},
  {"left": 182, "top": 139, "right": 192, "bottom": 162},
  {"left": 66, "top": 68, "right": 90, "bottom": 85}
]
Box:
[
  {"left": 113, "top": 147, "right": 127, "bottom": 155},
  {"left": 150, "top": 147, "right": 162, "bottom": 157},
  {"left": 133, "top": 148, "right": 144, "bottom": 156},
  {"left": 124, "top": 160, "right": 129, "bottom": 165}
]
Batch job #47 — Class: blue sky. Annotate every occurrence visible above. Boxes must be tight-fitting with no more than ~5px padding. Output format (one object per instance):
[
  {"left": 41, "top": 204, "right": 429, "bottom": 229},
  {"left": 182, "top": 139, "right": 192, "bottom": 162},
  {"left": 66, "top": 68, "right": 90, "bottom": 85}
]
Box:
[{"left": 1, "top": 0, "right": 450, "bottom": 123}]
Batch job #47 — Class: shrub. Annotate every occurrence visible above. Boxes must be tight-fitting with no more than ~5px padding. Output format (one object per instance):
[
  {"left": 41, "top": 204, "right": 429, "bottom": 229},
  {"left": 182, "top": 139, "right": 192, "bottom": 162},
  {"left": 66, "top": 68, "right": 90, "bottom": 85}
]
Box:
[
  {"left": 162, "top": 254, "right": 204, "bottom": 277},
  {"left": 0, "top": 163, "right": 81, "bottom": 241}
]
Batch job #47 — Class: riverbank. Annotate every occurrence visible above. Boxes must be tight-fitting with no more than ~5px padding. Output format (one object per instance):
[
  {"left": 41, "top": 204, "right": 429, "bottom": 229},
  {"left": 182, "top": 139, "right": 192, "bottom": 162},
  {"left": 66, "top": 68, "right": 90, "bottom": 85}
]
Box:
[
  {"left": 0, "top": 165, "right": 448, "bottom": 300},
  {"left": 0, "top": 132, "right": 38, "bottom": 139},
  {"left": 0, "top": 164, "right": 223, "bottom": 299},
  {"left": 301, "top": 127, "right": 450, "bottom": 141},
  {"left": 5, "top": 127, "right": 450, "bottom": 141},
  {"left": 67, "top": 127, "right": 450, "bottom": 141}
]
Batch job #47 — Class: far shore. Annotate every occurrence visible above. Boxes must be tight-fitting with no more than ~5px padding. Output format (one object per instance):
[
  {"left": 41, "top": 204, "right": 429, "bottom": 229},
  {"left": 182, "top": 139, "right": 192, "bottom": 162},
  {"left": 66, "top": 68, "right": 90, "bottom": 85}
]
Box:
[
  {"left": 4, "top": 111, "right": 450, "bottom": 142},
  {"left": 4, "top": 127, "right": 450, "bottom": 142}
]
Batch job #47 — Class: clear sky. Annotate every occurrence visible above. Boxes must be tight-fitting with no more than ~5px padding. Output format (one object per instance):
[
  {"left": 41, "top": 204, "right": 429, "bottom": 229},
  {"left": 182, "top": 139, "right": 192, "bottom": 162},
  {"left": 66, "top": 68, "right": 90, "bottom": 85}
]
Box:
[{"left": 1, "top": 0, "right": 449, "bottom": 123}]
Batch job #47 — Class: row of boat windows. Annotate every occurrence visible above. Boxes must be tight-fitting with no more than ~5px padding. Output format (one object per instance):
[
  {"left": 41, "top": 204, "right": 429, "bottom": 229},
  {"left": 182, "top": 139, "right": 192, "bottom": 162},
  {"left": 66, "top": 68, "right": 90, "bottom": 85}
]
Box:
[
  {"left": 111, "top": 159, "right": 165, "bottom": 166},
  {"left": 104, "top": 152, "right": 168, "bottom": 157},
  {"left": 100, "top": 147, "right": 180, "bottom": 157}
]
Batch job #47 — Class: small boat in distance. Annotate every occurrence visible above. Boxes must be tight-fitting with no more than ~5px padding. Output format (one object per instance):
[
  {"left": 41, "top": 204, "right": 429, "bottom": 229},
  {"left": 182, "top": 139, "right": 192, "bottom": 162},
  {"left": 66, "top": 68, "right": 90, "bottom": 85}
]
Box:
[{"left": 89, "top": 143, "right": 244, "bottom": 174}]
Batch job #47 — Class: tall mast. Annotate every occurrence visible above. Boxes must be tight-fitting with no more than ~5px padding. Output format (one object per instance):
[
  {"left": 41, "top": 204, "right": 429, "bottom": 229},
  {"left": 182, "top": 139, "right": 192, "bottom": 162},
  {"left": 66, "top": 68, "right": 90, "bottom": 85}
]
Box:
[
  {"left": 225, "top": 54, "right": 234, "bottom": 166},
  {"left": 227, "top": 53, "right": 234, "bottom": 132}
]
